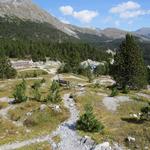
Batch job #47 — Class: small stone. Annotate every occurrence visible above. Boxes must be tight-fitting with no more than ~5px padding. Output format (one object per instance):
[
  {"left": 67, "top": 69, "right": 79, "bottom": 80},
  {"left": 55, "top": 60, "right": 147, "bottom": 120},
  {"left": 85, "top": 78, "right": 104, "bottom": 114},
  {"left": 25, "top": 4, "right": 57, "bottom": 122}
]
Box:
[
  {"left": 40, "top": 104, "right": 47, "bottom": 111},
  {"left": 94, "top": 142, "right": 110, "bottom": 150},
  {"left": 126, "top": 136, "right": 136, "bottom": 142},
  {"left": 26, "top": 112, "right": 32, "bottom": 116},
  {"left": 26, "top": 129, "right": 31, "bottom": 133},
  {"left": 145, "top": 146, "right": 149, "bottom": 150},
  {"left": 133, "top": 114, "right": 138, "bottom": 118},
  {"left": 70, "top": 103, "right": 74, "bottom": 107}
]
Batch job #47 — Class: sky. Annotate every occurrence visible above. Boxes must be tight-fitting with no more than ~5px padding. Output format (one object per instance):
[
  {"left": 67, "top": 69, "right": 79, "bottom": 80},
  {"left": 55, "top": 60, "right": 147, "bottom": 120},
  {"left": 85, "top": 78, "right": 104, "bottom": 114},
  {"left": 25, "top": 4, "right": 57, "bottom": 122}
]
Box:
[{"left": 32, "top": 0, "right": 150, "bottom": 31}]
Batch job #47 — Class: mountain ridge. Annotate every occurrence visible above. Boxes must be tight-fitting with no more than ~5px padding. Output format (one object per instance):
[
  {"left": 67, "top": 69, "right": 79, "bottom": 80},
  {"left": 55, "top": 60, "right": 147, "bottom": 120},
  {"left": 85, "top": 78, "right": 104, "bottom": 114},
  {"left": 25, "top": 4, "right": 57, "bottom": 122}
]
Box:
[{"left": 0, "top": 0, "right": 150, "bottom": 41}]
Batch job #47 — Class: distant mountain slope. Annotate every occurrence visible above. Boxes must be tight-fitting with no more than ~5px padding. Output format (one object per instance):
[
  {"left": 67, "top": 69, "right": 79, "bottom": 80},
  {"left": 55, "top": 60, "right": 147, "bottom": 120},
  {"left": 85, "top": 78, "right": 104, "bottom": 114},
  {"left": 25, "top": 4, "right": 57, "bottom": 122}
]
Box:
[
  {"left": 135, "top": 28, "right": 150, "bottom": 38},
  {"left": 0, "top": 0, "right": 78, "bottom": 38},
  {"left": 0, "top": 0, "right": 150, "bottom": 41},
  {"left": 0, "top": 16, "right": 76, "bottom": 42},
  {"left": 0, "top": 0, "right": 149, "bottom": 64}
]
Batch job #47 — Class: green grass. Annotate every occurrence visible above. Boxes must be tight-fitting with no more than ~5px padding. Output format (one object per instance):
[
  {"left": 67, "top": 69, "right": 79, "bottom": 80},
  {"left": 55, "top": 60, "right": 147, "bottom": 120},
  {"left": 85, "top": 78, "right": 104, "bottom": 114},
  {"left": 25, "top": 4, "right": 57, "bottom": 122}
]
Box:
[
  {"left": 76, "top": 90, "right": 150, "bottom": 149},
  {"left": 52, "top": 135, "right": 61, "bottom": 144},
  {"left": 0, "top": 102, "right": 8, "bottom": 109},
  {"left": 0, "top": 75, "right": 69, "bottom": 145},
  {"left": 0, "top": 100, "right": 69, "bottom": 145},
  {"left": 17, "top": 142, "right": 51, "bottom": 150},
  {"left": 17, "top": 69, "right": 48, "bottom": 78}
]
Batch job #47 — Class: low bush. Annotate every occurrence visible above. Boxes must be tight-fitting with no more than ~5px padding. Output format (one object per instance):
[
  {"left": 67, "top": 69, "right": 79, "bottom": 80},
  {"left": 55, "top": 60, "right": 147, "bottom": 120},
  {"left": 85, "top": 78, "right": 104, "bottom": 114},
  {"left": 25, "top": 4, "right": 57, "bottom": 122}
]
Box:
[
  {"left": 13, "top": 79, "right": 28, "bottom": 103},
  {"left": 110, "top": 87, "right": 118, "bottom": 97},
  {"left": 8, "top": 109, "right": 21, "bottom": 121},
  {"left": 18, "top": 70, "right": 48, "bottom": 78},
  {"left": 23, "top": 117, "right": 38, "bottom": 127},
  {"left": 122, "top": 85, "right": 130, "bottom": 94},
  {"left": 140, "top": 102, "right": 150, "bottom": 121},
  {"left": 47, "top": 91, "right": 62, "bottom": 103},
  {"left": 77, "top": 104, "right": 104, "bottom": 132}
]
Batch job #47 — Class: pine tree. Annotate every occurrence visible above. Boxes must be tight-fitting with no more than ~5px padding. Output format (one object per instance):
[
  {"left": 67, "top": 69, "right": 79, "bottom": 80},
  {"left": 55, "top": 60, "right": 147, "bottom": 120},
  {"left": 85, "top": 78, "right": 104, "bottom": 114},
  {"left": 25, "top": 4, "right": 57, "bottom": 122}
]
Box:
[
  {"left": 50, "top": 80, "right": 60, "bottom": 93},
  {"left": 31, "top": 81, "right": 42, "bottom": 101},
  {"left": 112, "top": 34, "right": 147, "bottom": 89},
  {"left": 13, "top": 79, "right": 27, "bottom": 103},
  {"left": 0, "top": 56, "right": 17, "bottom": 79},
  {"left": 47, "top": 80, "right": 62, "bottom": 103},
  {"left": 148, "top": 67, "right": 150, "bottom": 84},
  {"left": 76, "top": 104, "right": 104, "bottom": 132}
]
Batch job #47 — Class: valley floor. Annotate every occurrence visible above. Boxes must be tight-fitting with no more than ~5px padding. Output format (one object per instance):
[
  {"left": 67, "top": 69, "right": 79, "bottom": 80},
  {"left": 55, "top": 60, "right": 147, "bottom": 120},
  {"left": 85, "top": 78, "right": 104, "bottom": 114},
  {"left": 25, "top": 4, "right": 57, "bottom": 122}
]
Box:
[{"left": 0, "top": 65, "right": 149, "bottom": 150}]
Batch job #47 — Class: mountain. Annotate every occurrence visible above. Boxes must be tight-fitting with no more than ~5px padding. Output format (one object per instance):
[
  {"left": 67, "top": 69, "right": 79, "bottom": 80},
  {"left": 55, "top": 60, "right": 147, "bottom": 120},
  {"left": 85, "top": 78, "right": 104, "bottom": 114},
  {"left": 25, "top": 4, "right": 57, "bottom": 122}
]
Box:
[
  {"left": 0, "top": 0, "right": 150, "bottom": 41},
  {"left": 135, "top": 28, "right": 150, "bottom": 38},
  {"left": 0, "top": 0, "right": 150, "bottom": 64},
  {"left": 0, "top": 0, "right": 78, "bottom": 38}
]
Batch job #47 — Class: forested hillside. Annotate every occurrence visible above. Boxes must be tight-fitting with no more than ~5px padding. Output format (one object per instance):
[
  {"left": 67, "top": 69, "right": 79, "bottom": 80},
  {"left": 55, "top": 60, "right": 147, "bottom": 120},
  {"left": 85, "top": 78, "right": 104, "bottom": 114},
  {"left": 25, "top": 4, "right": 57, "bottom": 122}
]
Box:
[
  {"left": 0, "top": 16, "right": 149, "bottom": 64},
  {"left": 0, "top": 16, "right": 110, "bottom": 62}
]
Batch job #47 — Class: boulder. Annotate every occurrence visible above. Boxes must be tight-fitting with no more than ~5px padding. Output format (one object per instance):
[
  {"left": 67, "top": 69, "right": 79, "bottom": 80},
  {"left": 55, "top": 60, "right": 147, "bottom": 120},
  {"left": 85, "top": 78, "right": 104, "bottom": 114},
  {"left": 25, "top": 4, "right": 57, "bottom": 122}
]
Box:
[
  {"left": 94, "top": 142, "right": 111, "bottom": 150},
  {"left": 50, "top": 104, "right": 61, "bottom": 112},
  {"left": 80, "top": 136, "right": 95, "bottom": 147},
  {"left": 40, "top": 104, "right": 47, "bottom": 111}
]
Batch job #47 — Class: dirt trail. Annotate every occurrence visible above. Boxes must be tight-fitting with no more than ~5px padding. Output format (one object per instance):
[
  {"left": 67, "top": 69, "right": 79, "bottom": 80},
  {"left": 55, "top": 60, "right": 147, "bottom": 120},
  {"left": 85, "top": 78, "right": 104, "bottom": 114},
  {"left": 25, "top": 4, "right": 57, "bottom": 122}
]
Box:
[{"left": 0, "top": 94, "right": 94, "bottom": 150}]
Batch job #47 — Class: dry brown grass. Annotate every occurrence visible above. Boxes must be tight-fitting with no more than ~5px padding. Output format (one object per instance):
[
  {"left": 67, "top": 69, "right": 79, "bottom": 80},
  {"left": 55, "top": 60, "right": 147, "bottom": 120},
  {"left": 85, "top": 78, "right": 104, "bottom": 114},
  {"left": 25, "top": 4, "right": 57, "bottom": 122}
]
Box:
[
  {"left": 17, "top": 142, "right": 51, "bottom": 150},
  {"left": 76, "top": 90, "right": 150, "bottom": 149}
]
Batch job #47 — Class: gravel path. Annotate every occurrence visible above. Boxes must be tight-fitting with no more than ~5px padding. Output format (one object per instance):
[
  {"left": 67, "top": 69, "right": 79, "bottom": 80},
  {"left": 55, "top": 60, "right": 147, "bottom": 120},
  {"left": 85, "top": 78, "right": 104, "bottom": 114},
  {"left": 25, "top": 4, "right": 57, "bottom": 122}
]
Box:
[
  {"left": 0, "top": 94, "right": 123, "bottom": 150},
  {"left": 50, "top": 94, "right": 95, "bottom": 150},
  {"left": 0, "top": 94, "right": 94, "bottom": 150},
  {"left": 0, "top": 97, "right": 15, "bottom": 119},
  {"left": 0, "top": 97, "right": 23, "bottom": 127},
  {"left": 137, "top": 93, "right": 150, "bottom": 99},
  {"left": 103, "top": 96, "right": 130, "bottom": 111}
]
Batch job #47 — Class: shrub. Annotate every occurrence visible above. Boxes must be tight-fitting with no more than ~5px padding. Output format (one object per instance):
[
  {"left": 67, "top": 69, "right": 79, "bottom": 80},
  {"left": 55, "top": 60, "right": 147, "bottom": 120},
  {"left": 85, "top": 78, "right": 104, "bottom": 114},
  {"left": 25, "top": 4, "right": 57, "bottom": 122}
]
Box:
[
  {"left": 140, "top": 102, "right": 150, "bottom": 121},
  {"left": 23, "top": 117, "right": 38, "bottom": 127},
  {"left": 41, "top": 78, "right": 46, "bottom": 84},
  {"left": 0, "top": 56, "right": 17, "bottom": 79},
  {"left": 50, "top": 80, "right": 60, "bottom": 93},
  {"left": 78, "top": 66, "right": 94, "bottom": 83},
  {"left": 57, "top": 63, "right": 72, "bottom": 73},
  {"left": 31, "top": 81, "right": 41, "bottom": 89},
  {"left": 46, "top": 80, "right": 61, "bottom": 103},
  {"left": 148, "top": 67, "right": 150, "bottom": 84},
  {"left": 13, "top": 79, "right": 27, "bottom": 103},
  {"left": 47, "top": 90, "right": 62, "bottom": 103},
  {"left": 110, "top": 87, "right": 118, "bottom": 97},
  {"left": 122, "top": 85, "right": 130, "bottom": 94},
  {"left": 33, "top": 71, "right": 38, "bottom": 77},
  {"left": 31, "top": 81, "right": 42, "bottom": 101},
  {"left": 8, "top": 109, "right": 21, "bottom": 121},
  {"left": 76, "top": 104, "right": 104, "bottom": 132},
  {"left": 94, "top": 63, "right": 109, "bottom": 76}
]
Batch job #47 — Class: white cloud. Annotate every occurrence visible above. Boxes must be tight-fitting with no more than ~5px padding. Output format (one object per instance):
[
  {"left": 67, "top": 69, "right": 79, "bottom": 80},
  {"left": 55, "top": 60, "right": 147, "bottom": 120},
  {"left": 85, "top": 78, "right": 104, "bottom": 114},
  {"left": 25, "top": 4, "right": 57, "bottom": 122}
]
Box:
[
  {"left": 110, "top": 1, "right": 150, "bottom": 19},
  {"left": 73, "top": 10, "right": 98, "bottom": 23},
  {"left": 59, "top": 6, "right": 73, "bottom": 15},
  {"left": 110, "top": 1, "right": 140, "bottom": 13},
  {"left": 120, "top": 10, "right": 147, "bottom": 19},
  {"left": 59, "top": 6, "right": 98, "bottom": 23}
]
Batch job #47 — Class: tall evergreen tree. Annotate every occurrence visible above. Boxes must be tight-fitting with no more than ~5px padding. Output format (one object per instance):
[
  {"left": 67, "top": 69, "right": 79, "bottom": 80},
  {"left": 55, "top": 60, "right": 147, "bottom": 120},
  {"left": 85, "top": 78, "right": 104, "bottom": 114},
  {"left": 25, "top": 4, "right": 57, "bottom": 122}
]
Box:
[
  {"left": 112, "top": 34, "right": 147, "bottom": 89},
  {"left": 0, "top": 56, "right": 17, "bottom": 79},
  {"left": 13, "top": 79, "right": 27, "bottom": 103}
]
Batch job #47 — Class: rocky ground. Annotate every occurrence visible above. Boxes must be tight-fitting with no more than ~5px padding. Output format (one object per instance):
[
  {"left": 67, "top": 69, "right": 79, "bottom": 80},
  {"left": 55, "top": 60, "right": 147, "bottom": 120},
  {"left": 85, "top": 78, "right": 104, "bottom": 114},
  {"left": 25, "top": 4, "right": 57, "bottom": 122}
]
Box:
[
  {"left": 0, "top": 93, "right": 124, "bottom": 150},
  {"left": 0, "top": 67, "right": 149, "bottom": 150},
  {"left": 102, "top": 96, "right": 130, "bottom": 112}
]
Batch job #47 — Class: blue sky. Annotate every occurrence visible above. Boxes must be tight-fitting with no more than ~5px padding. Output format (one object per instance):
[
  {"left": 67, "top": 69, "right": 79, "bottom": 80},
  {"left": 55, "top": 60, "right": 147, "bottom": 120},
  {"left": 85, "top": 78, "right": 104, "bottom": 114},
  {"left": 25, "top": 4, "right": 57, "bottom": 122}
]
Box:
[{"left": 32, "top": 0, "right": 150, "bottom": 31}]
